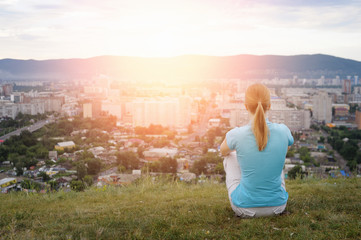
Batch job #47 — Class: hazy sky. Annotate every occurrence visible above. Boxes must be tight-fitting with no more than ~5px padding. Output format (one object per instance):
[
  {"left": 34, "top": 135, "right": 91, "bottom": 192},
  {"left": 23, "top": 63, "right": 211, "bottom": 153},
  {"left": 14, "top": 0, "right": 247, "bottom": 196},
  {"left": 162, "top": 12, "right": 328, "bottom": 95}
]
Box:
[{"left": 1, "top": 0, "right": 361, "bottom": 60}]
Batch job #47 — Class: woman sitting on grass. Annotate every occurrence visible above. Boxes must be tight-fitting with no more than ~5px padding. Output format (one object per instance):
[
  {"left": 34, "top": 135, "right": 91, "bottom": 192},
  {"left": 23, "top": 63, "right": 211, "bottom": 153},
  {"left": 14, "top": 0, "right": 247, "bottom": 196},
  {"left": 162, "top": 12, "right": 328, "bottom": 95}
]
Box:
[{"left": 220, "top": 83, "right": 294, "bottom": 218}]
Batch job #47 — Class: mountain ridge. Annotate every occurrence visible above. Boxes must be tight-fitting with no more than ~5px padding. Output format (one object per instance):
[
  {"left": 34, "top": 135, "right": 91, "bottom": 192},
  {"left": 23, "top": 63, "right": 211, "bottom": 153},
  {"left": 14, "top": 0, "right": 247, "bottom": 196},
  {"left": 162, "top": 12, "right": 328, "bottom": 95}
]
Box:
[{"left": 1, "top": 54, "right": 360, "bottom": 80}]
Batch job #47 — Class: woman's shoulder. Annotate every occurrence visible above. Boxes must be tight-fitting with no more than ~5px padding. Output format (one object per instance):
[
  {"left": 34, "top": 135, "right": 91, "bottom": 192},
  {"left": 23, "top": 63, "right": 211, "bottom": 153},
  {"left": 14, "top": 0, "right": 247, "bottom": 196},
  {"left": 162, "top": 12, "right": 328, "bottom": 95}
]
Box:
[
  {"left": 269, "top": 122, "right": 293, "bottom": 144},
  {"left": 228, "top": 124, "right": 251, "bottom": 134},
  {"left": 226, "top": 125, "right": 253, "bottom": 150},
  {"left": 226, "top": 125, "right": 250, "bottom": 139},
  {"left": 269, "top": 121, "right": 291, "bottom": 131}
]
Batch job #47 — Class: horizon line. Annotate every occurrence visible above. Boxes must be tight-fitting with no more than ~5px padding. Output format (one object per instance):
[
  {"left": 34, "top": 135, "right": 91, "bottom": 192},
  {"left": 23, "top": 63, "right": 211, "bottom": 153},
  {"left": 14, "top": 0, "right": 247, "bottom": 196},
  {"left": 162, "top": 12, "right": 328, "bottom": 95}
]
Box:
[{"left": 1, "top": 53, "right": 359, "bottom": 62}]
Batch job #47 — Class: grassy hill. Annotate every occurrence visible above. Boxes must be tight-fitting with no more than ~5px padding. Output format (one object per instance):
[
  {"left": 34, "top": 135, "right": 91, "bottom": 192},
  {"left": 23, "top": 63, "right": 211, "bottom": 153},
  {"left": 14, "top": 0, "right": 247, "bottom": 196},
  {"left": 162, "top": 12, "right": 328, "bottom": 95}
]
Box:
[{"left": 1, "top": 177, "right": 360, "bottom": 240}]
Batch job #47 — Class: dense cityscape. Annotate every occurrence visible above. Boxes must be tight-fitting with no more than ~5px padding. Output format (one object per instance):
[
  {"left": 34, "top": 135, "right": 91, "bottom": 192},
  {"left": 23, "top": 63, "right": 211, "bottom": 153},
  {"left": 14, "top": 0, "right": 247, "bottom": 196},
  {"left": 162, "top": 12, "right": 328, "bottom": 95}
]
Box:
[{"left": 1, "top": 74, "right": 360, "bottom": 193}]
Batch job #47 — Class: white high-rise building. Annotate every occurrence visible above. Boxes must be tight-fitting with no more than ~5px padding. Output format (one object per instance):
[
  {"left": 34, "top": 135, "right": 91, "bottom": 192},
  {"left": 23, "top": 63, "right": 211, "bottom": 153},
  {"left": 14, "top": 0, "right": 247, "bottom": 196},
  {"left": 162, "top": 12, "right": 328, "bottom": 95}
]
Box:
[
  {"left": 0, "top": 101, "right": 45, "bottom": 118},
  {"left": 229, "top": 97, "right": 310, "bottom": 131},
  {"left": 83, "top": 103, "right": 92, "bottom": 118},
  {"left": 19, "top": 102, "right": 45, "bottom": 115},
  {"left": 0, "top": 101, "right": 18, "bottom": 119},
  {"left": 131, "top": 96, "right": 192, "bottom": 128},
  {"left": 101, "top": 101, "right": 122, "bottom": 119},
  {"left": 312, "top": 91, "right": 332, "bottom": 123}
]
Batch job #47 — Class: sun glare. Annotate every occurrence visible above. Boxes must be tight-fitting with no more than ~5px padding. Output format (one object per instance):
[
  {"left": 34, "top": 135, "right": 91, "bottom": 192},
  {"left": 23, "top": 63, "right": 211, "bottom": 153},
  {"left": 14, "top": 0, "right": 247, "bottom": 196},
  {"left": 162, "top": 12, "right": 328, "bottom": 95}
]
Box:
[
  {"left": 106, "top": 2, "right": 211, "bottom": 58},
  {"left": 145, "top": 33, "right": 180, "bottom": 57}
]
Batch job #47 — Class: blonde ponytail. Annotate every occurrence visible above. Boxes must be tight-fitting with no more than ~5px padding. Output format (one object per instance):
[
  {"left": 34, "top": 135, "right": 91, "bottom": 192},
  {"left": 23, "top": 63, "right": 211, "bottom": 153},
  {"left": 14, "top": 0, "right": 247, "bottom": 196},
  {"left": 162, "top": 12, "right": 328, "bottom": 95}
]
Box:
[
  {"left": 252, "top": 102, "right": 269, "bottom": 151},
  {"left": 245, "top": 84, "right": 270, "bottom": 151}
]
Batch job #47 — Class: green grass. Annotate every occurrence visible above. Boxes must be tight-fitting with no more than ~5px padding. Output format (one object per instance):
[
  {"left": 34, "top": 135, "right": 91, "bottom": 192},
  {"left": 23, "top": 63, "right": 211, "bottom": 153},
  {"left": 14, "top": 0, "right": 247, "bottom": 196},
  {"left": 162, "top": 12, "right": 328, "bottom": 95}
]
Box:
[{"left": 1, "top": 177, "right": 360, "bottom": 240}]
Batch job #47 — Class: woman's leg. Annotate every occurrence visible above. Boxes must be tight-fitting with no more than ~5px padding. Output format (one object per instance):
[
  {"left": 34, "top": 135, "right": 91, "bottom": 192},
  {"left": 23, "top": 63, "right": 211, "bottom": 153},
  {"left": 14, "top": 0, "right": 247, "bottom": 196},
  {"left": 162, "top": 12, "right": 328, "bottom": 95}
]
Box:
[
  {"left": 223, "top": 152, "right": 252, "bottom": 217},
  {"left": 281, "top": 170, "right": 286, "bottom": 191},
  {"left": 223, "top": 151, "right": 241, "bottom": 198}
]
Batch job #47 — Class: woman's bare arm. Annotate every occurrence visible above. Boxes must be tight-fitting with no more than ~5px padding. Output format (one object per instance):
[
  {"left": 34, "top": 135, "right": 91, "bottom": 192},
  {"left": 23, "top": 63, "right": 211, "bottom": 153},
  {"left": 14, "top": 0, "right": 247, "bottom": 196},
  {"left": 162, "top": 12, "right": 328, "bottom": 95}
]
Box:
[{"left": 220, "top": 138, "right": 232, "bottom": 156}]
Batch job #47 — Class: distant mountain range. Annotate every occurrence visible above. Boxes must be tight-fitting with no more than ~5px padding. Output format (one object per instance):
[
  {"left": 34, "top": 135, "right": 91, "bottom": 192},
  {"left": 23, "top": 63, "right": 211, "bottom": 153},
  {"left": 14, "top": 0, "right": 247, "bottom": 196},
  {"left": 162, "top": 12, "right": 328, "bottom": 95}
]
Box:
[{"left": 0, "top": 54, "right": 360, "bottom": 81}]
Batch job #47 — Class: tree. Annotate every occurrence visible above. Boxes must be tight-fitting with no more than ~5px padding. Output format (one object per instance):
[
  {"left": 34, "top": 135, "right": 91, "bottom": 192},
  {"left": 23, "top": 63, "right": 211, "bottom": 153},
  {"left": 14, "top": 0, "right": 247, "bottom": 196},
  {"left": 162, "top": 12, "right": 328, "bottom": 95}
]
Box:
[
  {"left": 137, "top": 146, "right": 145, "bottom": 158},
  {"left": 21, "top": 179, "right": 41, "bottom": 191},
  {"left": 83, "top": 175, "right": 93, "bottom": 187},
  {"left": 165, "top": 131, "right": 175, "bottom": 140},
  {"left": 355, "top": 152, "right": 361, "bottom": 164},
  {"left": 191, "top": 158, "right": 208, "bottom": 175},
  {"left": 191, "top": 152, "right": 224, "bottom": 175},
  {"left": 116, "top": 151, "right": 140, "bottom": 170},
  {"left": 78, "top": 151, "right": 95, "bottom": 161},
  {"left": 207, "top": 129, "right": 216, "bottom": 146},
  {"left": 87, "top": 158, "right": 102, "bottom": 175},
  {"left": 49, "top": 180, "right": 59, "bottom": 191},
  {"left": 118, "top": 165, "right": 126, "bottom": 173},
  {"left": 153, "top": 139, "right": 170, "bottom": 148},
  {"left": 220, "top": 118, "right": 230, "bottom": 127},
  {"left": 8, "top": 153, "right": 20, "bottom": 165},
  {"left": 188, "top": 124, "right": 193, "bottom": 134},
  {"left": 288, "top": 165, "right": 304, "bottom": 179},
  {"left": 159, "top": 157, "right": 178, "bottom": 173},
  {"left": 201, "top": 152, "right": 223, "bottom": 164},
  {"left": 349, "top": 104, "right": 357, "bottom": 114},
  {"left": 214, "top": 162, "right": 225, "bottom": 175},
  {"left": 299, "top": 147, "right": 312, "bottom": 163},
  {"left": 20, "top": 130, "right": 37, "bottom": 147},
  {"left": 299, "top": 147, "right": 309, "bottom": 157},
  {"left": 148, "top": 161, "right": 161, "bottom": 172},
  {"left": 134, "top": 126, "right": 147, "bottom": 135},
  {"left": 310, "top": 124, "right": 320, "bottom": 131},
  {"left": 202, "top": 146, "right": 208, "bottom": 154},
  {"left": 286, "top": 150, "right": 295, "bottom": 158},
  {"left": 347, "top": 159, "right": 357, "bottom": 172},
  {"left": 327, "top": 136, "right": 333, "bottom": 145},
  {"left": 57, "top": 120, "right": 74, "bottom": 136},
  {"left": 15, "top": 162, "right": 24, "bottom": 176},
  {"left": 332, "top": 138, "right": 343, "bottom": 151},
  {"left": 38, "top": 172, "right": 51, "bottom": 182},
  {"left": 32, "top": 145, "right": 48, "bottom": 159},
  {"left": 340, "top": 144, "right": 358, "bottom": 160},
  {"left": 0, "top": 145, "right": 9, "bottom": 162},
  {"left": 76, "top": 161, "right": 87, "bottom": 180},
  {"left": 17, "top": 144, "right": 28, "bottom": 155},
  {"left": 148, "top": 124, "right": 164, "bottom": 134},
  {"left": 70, "top": 180, "right": 86, "bottom": 192}
]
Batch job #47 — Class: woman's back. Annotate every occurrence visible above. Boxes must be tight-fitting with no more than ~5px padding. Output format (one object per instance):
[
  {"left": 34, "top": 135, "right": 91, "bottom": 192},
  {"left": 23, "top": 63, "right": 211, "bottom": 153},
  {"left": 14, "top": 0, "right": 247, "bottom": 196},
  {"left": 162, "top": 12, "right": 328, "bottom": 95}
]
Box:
[{"left": 226, "top": 120, "right": 294, "bottom": 208}]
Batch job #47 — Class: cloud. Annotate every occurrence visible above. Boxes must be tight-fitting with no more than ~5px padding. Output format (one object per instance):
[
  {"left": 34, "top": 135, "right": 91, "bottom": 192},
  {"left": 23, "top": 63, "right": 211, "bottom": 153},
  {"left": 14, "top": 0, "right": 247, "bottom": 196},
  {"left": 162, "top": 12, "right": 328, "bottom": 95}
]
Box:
[
  {"left": 32, "top": 4, "right": 66, "bottom": 10},
  {"left": 17, "top": 34, "right": 42, "bottom": 41},
  {"left": 246, "top": 0, "right": 360, "bottom": 7},
  {"left": 0, "top": 29, "right": 12, "bottom": 38},
  {"left": 0, "top": 0, "right": 361, "bottom": 60}
]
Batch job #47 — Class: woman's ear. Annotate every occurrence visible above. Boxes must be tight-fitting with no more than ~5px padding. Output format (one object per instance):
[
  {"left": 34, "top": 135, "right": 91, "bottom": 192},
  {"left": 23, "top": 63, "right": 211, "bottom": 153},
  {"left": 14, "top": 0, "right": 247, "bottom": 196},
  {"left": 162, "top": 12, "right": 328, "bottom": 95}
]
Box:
[{"left": 245, "top": 104, "right": 248, "bottom": 111}]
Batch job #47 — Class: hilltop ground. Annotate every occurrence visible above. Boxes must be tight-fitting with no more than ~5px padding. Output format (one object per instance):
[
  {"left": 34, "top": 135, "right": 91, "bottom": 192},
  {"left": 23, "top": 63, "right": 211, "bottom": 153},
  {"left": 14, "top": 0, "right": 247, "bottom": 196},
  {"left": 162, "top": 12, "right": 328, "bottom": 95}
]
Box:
[{"left": 1, "top": 177, "right": 360, "bottom": 240}]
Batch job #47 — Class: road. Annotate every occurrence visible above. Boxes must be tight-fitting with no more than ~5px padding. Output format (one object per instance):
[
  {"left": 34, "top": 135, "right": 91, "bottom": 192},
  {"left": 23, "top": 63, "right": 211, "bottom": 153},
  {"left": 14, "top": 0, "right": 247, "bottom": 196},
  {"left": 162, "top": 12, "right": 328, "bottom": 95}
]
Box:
[{"left": 0, "top": 118, "right": 55, "bottom": 141}]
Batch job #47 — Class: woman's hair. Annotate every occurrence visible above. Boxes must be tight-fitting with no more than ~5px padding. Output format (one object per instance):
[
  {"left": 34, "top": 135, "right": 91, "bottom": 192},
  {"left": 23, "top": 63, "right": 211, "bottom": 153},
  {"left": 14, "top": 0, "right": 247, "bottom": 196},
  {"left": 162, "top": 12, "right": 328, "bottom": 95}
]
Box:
[{"left": 245, "top": 83, "right": 271, "bottom": 151}]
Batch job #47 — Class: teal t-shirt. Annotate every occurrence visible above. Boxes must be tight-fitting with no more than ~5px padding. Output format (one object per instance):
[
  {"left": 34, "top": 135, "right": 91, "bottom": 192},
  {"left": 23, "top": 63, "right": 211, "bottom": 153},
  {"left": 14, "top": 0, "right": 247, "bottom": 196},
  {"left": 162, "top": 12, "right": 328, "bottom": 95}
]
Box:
[{"left": 226, "top": 119, "right": 294, "bottom": 208}]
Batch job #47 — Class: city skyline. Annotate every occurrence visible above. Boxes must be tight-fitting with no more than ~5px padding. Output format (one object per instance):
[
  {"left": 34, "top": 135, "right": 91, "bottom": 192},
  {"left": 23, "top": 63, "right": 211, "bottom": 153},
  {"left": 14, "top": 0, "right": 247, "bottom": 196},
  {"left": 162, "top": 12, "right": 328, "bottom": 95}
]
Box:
[{"left": 1, "top": 0, "right": 361, "bottom": 61}]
